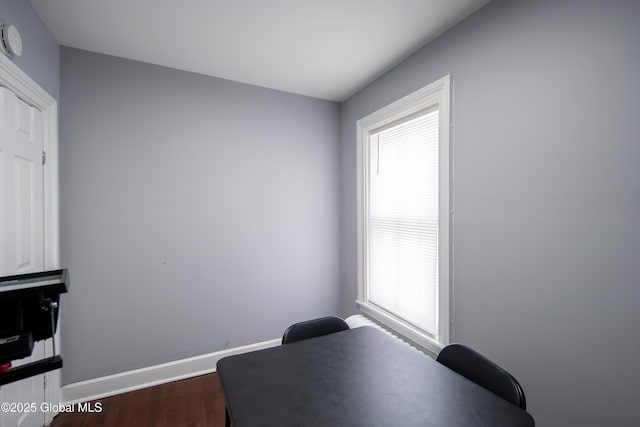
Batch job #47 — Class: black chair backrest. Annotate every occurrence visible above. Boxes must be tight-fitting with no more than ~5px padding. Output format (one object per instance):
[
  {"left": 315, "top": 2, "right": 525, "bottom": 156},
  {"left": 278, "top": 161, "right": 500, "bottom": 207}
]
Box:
[
  {"left": 436, "top": 343, "right": 527, "bottom": 410},
  {"left": 282, "top": 316, "right": 350, "bottom": 345}
]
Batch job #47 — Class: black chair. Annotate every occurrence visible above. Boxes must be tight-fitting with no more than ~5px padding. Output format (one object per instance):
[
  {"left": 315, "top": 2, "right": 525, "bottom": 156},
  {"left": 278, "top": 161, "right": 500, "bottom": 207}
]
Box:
[
  {"left": 282, "top": 316, "right": 350, "bottom": 345},
  {"left": 436, "top": 343, "right": 527, "bottom": 410}
]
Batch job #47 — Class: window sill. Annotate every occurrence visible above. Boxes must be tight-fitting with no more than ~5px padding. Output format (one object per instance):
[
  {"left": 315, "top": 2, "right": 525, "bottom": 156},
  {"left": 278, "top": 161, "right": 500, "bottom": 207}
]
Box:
[{"left": 355, "top": 300, "right": 445, "bottom": 356}]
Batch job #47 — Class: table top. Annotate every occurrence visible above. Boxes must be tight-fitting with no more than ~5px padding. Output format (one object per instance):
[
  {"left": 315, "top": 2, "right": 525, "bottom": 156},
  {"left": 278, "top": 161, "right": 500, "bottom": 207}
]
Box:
[{"left": 217, "top": 326, "right": 535, "bottom": 427}]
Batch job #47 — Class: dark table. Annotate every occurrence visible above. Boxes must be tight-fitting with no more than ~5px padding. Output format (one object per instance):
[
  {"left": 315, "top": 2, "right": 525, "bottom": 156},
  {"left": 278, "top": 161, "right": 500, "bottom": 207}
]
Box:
[{"left": 217, "top": 326, "right": 535, "bottom": 427}]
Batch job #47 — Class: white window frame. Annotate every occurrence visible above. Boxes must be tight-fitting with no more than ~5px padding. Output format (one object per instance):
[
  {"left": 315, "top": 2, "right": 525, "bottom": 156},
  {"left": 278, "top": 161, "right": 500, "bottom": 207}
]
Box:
[{"left": 356, "top": 75, "right": 451, "bottom": 355}]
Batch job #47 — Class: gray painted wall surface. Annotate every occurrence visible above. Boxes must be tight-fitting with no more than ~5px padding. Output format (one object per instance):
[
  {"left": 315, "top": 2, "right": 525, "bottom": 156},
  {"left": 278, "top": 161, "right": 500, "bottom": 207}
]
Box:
[
  {"left": 339, "top": 0, "right": 640, "bottom": 426},
  {"left": 0, "top": 0, "right": 59, "bottom": 100},
  {"left": 60, "top": 47, "right": 341, "bottom": 384}
]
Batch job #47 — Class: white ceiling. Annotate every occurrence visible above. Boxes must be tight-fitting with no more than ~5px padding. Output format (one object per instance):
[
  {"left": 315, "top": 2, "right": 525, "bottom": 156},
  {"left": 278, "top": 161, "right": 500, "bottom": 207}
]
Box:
[{"left": 29, "top": 0, "right": 490, "bottom": 101}]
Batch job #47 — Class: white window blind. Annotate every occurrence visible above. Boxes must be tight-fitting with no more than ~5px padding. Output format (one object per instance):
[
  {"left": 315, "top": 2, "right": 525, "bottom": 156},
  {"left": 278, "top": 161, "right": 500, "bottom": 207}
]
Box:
[{"left": 367, "top": 108, "right": 439, "bottom": 335}]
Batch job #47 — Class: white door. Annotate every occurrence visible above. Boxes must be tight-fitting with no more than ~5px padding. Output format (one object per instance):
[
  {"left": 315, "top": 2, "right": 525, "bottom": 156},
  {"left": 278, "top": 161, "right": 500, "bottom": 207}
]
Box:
[{"left": 0, "top": 86, "right": 46, "bottom": 427}]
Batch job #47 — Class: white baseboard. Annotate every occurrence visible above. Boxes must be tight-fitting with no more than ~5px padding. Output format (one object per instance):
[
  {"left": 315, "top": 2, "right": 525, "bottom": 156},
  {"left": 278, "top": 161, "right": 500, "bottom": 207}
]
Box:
[{"left": 60, "top": 338, "right": 281, "bottom": 404}]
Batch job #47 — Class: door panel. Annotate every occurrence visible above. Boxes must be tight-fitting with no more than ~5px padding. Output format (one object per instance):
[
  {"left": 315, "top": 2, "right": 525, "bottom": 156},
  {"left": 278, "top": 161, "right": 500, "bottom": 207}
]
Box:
[
  {"left": 11, "top": 92, "right": 43, "bottom": 274},
  {"left": 14, "top": 155, "right": 36, "bottom": 272},
  {"left": 0, "top": 86, "right": 46, "bottom": 427}
]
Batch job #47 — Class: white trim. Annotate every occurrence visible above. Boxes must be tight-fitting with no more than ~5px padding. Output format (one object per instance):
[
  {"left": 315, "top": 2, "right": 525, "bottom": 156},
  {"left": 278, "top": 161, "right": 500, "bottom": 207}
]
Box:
[
  {"left": 0, "top": 55, "right": 55, "bottom": 108},
  {"left": 60, "top": 338, "right": 281, "bottom": 404},
  {"left": 355, "top": 300, "right": 443, "bottom": 355},
  {"left": 438, "top": 76, "right": 451, "bottom": 346},
  {"left": 43, "top": 103, "right": 60, "bottom": 270},
  {"left": 345, "top": 314, "right": 427, "bottom": 355},
  {"left": 355, "top": 75, "right": 452, "bottom": 350},
  {"left": 0, "top": 52, "right": 60, "bottom": 425}
]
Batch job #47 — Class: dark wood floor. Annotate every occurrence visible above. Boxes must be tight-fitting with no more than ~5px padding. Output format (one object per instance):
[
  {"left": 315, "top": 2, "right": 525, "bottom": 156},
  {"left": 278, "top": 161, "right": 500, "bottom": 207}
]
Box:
[{"left": 50, "top": 373, "right": 227, "bottom": 427}]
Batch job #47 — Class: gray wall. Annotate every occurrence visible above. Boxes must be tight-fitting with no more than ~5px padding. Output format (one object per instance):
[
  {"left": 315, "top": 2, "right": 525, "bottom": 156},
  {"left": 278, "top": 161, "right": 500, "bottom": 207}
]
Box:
[
  {"left": 19, "top": 0, "right": 640, "bottom": 424},
  {"left": 60, "top": 47, "right": 341, "bottom": 384},
  {"left": 0, "top": 0, "right": 59, "bottom": 100},
  {"left": 339, "top": 0, "right": 640, "bottom": 426}
]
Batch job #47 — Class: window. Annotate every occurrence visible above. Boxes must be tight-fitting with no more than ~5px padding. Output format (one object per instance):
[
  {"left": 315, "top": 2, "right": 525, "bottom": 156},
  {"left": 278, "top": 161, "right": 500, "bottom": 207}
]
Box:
[{"left": 356, "top": 76, "right": 450, "bottom": 354}]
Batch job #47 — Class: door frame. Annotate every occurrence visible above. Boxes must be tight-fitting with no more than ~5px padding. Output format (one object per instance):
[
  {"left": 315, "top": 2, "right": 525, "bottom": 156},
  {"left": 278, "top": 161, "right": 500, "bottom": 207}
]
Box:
[
  {"left": 0, "top": 54, "right": 60, "bottom": 424},
  {"left": 0, "top": 55, "right": 59, "bottom": 269}
]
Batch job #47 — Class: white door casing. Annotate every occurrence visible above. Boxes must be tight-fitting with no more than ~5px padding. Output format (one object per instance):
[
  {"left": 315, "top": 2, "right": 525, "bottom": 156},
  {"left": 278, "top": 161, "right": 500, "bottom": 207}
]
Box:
[{"left": 0, "top": 52, "right": 60, "bottom": 427}]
